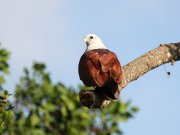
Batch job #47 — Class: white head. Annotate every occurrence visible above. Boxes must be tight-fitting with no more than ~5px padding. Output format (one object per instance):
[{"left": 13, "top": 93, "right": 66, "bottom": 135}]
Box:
[{"left": 83, "top": 34, "right": 107, "bottom": 51}]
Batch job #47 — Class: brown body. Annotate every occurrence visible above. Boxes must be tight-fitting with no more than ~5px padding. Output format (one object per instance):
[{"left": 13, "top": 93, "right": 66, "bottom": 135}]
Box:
[{"left": 78, "top": 49, "right": 122, "bottom": 99}]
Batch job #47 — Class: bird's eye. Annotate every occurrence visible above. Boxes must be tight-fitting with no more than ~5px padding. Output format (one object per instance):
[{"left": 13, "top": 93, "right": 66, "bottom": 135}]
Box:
[{"left": 90, "top": 36, "right": 93, "bottom": 39}]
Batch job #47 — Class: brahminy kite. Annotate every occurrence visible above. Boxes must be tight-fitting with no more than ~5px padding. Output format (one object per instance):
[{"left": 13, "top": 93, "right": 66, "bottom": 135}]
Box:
[{"left": 78, "top": 34, "right": 122, "bottom": 100}]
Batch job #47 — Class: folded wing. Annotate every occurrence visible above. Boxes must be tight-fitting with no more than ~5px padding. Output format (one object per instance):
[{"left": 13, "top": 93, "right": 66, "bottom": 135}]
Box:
[{"left": 78, "top": 49, "right": 122, "bottom": 87}]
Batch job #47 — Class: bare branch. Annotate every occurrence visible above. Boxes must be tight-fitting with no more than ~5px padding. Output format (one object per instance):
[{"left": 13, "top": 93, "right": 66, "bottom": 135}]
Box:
[{"left": 79, "top": 43, "right": 180, "bottom": 108}]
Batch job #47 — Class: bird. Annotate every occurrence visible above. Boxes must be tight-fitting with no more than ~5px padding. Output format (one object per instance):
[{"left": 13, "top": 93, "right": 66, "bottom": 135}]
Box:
[{"left": 78, "top": 34, "right": 122, "bottom": 100}]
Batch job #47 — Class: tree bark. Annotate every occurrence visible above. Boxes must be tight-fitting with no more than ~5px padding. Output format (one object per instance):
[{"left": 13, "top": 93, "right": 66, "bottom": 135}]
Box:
[{"left": 79, "top": 43, "right": 180, "bottom": 108}]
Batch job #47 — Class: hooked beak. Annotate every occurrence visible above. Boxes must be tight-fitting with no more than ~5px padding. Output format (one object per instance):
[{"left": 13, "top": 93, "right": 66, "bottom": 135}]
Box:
[{"left": 83, "top": 37, "right": 89, "bottom": 46}]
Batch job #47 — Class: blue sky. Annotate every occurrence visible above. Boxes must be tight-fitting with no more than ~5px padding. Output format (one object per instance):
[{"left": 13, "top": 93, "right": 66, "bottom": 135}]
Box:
[{"left": 0, "top": 0, "right": 180, "bottom": 135}]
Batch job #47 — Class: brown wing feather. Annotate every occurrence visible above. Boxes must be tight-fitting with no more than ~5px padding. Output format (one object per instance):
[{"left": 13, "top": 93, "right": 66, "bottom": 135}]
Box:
[
  {"left": 78, "top": 49, "right": 122, "bottom": 87},
  {"left": 98, "top": 50, "right": 122, "bottom": 84}
]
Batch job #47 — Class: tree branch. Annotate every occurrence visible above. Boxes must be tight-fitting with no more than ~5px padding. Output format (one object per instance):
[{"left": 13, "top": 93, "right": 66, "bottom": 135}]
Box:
[{"left": 79, "top": 43, "right": 180, "bottom": 108}]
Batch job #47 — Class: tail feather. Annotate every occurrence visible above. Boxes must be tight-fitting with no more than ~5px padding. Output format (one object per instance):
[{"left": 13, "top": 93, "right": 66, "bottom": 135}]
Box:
[{"left": 95, "top": 78, "right": 120, "bottom": 100}]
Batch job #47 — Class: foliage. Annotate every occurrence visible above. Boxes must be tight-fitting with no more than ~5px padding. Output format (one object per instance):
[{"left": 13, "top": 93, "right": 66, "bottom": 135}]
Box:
[
  {"left": 0, "top": 46, "right": 13, "bottom": 129},
  {"left": 0, "top": 90, "right": 13, "bottom": 127},
  {"left": 0, "top": 45, "right": 10, "bottom": 89},
  {"left": 1, "top": 62, "right": 138, "bottom": 135}
]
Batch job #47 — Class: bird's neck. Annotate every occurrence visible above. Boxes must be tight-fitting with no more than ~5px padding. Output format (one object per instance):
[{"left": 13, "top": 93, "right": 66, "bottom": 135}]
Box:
[{"left": 86, "top": 43, "right": 106, "bottom": 51}]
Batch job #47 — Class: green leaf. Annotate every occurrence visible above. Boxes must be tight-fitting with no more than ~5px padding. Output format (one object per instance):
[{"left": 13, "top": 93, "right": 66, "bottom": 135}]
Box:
[
  {"left": 4, "top": 90, "right": 9, "bottom": 96},
  {"left": 2, "top": 111, "right": 8, "bottom": 121},
  {"left": 131, "top": 106, "right": 139, "bottom": 112},
  {"left": 42, "top": 103, "right": 55, "bottom": 111},
  {"left": 30, "top": 113, "right": 40, "bottom": 126},
  {"left": 0, "top": 76, "right": 5, "bottom": 84},
  {"left": 61, "top": 106, "right": 67, "bottom": 117}
]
